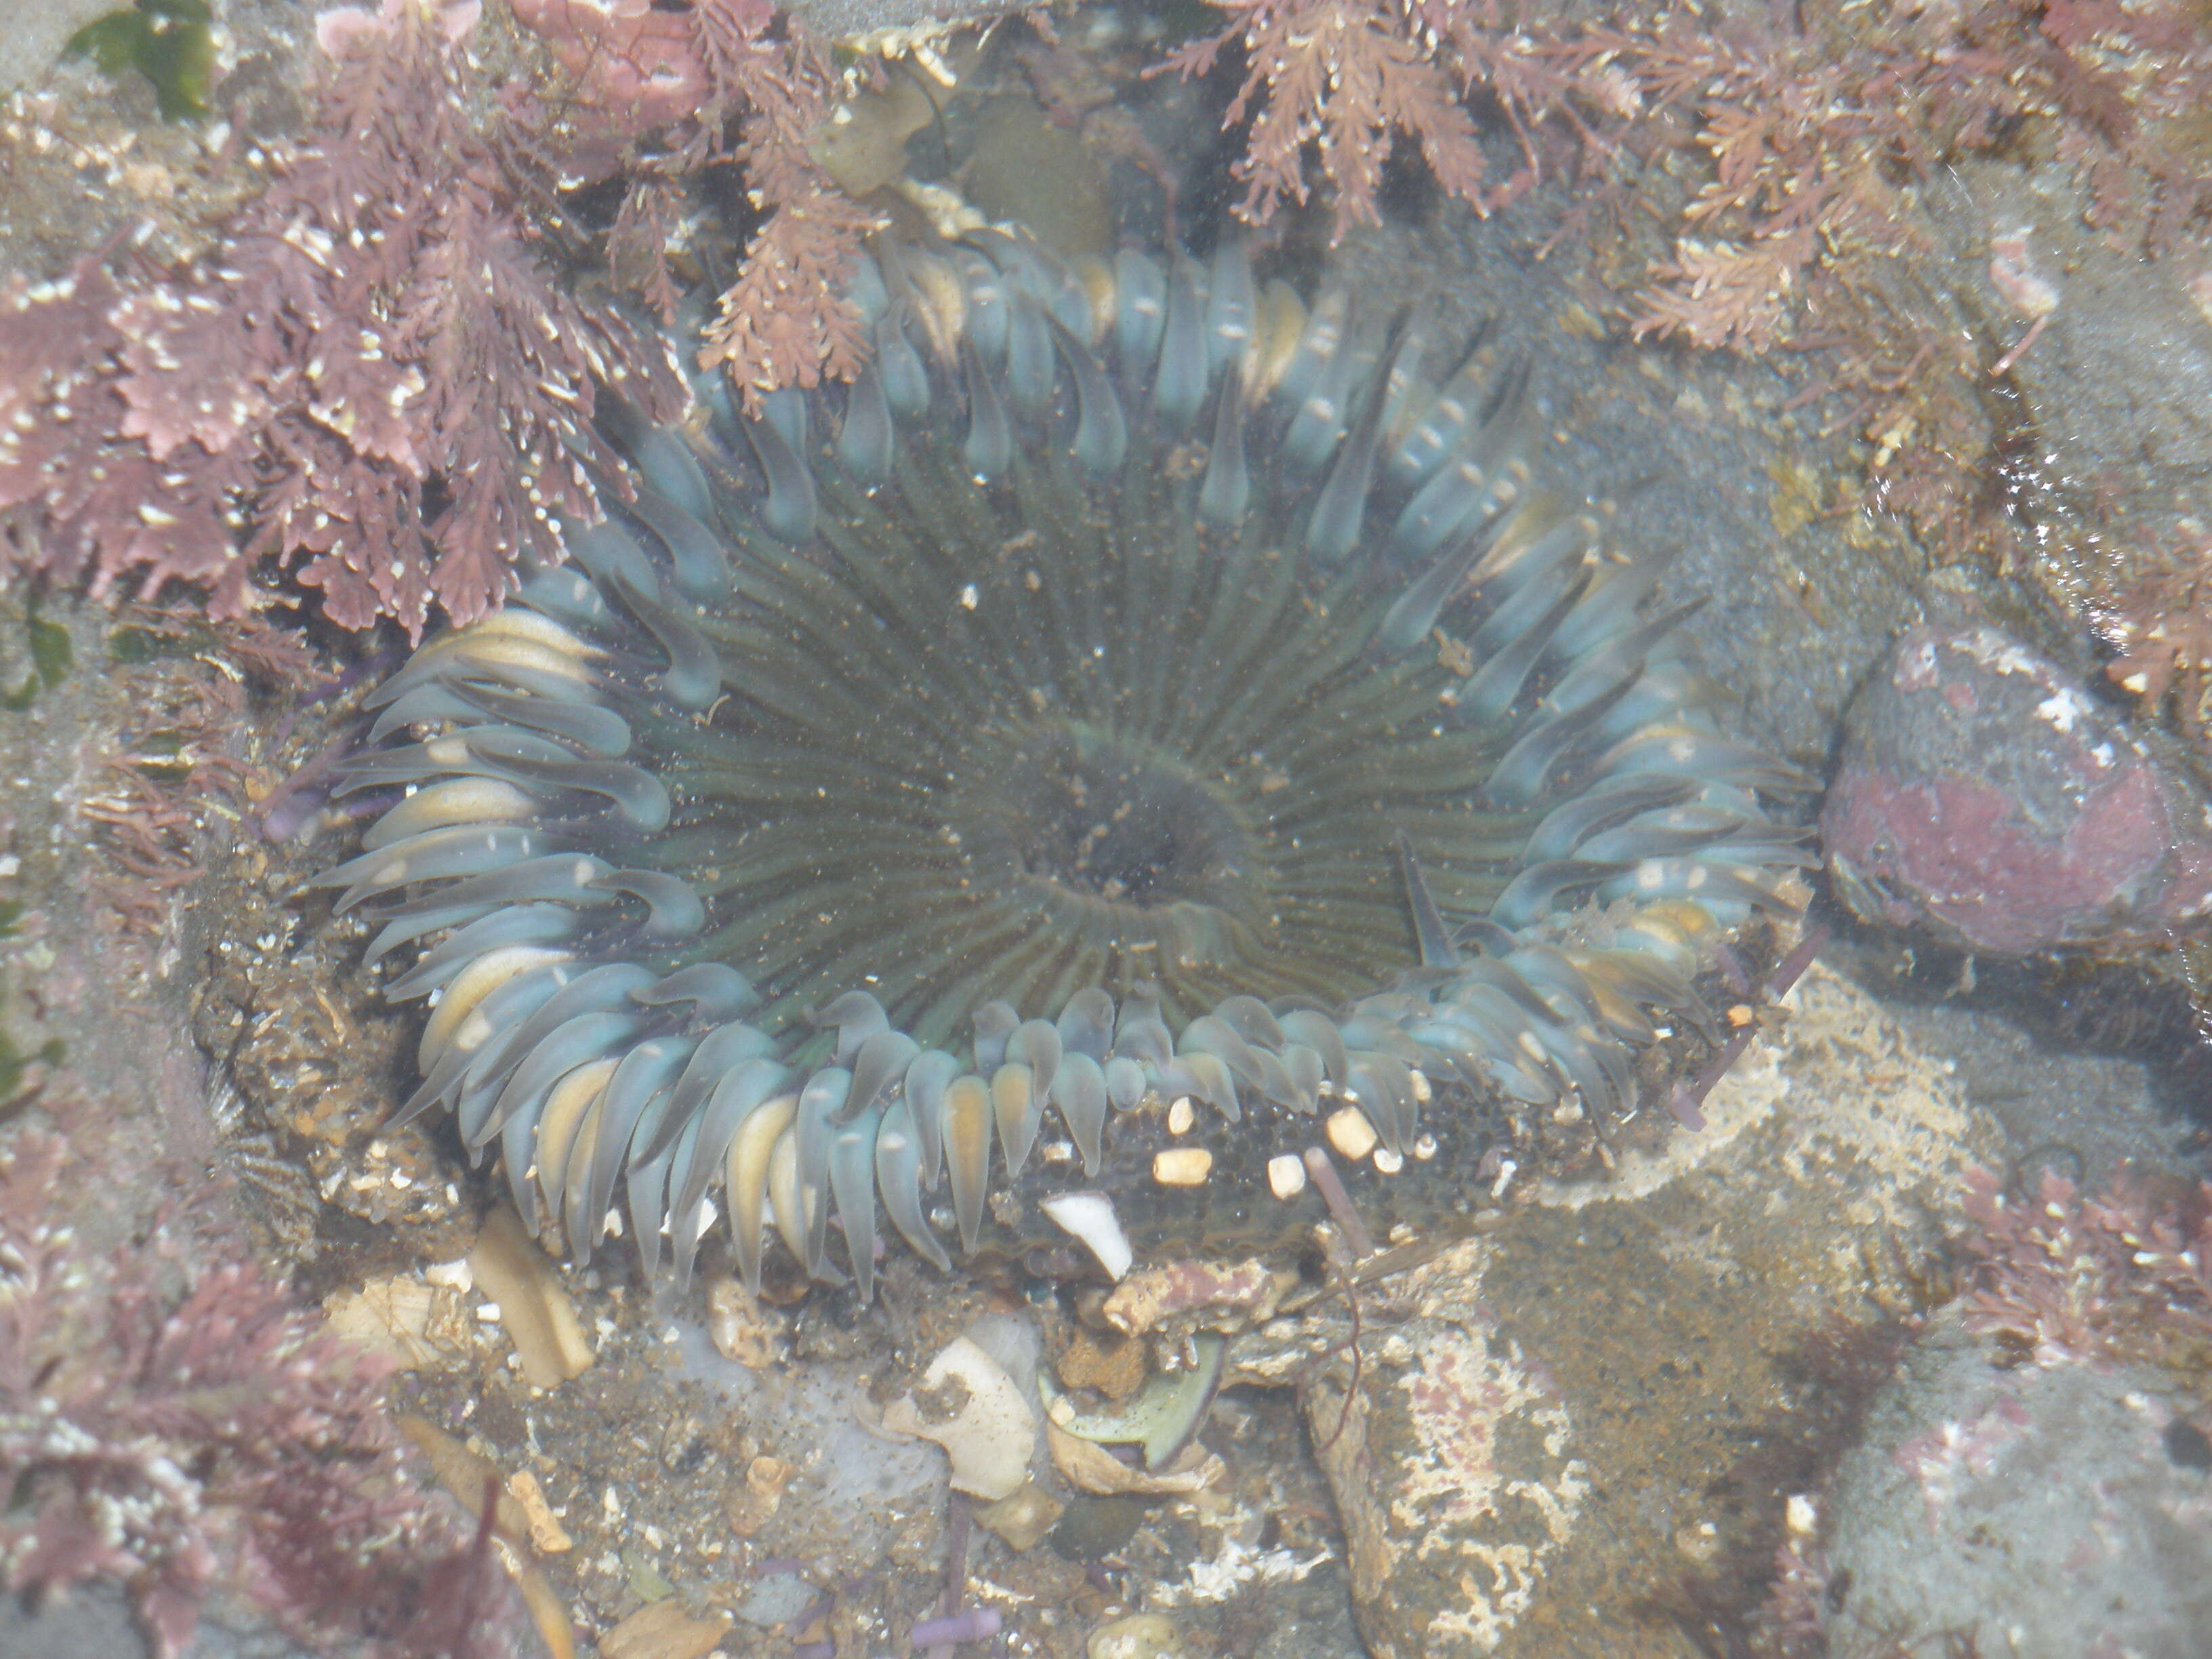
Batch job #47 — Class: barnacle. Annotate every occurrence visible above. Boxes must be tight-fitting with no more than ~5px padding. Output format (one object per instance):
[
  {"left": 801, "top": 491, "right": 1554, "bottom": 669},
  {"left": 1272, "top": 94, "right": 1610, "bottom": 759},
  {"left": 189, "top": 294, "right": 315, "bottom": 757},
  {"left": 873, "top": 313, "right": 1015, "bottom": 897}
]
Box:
[{"left": 321, "top": 230, "right": 1817, "bottom": 1303}]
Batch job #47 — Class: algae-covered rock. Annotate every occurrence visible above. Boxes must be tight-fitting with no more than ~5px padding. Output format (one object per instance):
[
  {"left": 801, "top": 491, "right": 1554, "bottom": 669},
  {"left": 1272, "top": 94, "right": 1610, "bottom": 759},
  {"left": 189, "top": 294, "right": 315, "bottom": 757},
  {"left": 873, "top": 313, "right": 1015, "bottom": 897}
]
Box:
[
  {"left": 1298, "top": 1241, "right": 1585, "bottom": 1659},
  {"left": 1824, "top": 1324, "right": 2212, "bottom": 1659}
]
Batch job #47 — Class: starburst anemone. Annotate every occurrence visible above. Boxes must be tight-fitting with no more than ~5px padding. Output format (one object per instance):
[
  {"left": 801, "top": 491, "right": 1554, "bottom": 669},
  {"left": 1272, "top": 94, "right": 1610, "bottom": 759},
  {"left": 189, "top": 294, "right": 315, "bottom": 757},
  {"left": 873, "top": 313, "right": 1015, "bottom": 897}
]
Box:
[{"left": 317, "top": 229, "right": 1818, "bottom": 1304}]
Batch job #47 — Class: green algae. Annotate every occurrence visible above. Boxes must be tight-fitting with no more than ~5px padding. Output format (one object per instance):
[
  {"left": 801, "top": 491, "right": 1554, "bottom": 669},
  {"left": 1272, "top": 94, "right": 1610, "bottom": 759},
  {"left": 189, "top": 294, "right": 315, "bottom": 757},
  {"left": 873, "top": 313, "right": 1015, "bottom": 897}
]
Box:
[
  {"left": 1, "top": 600, "right": 73, "bottom": 711},
  {"left": 67, "top": 0, "right": 214, "bottom": 122}
]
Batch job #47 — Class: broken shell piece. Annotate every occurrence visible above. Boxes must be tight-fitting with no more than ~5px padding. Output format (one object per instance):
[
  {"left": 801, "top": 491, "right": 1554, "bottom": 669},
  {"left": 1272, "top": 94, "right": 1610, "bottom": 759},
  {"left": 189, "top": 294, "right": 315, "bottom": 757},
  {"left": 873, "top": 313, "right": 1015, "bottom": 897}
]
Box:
[
  {"left": 1151, "top": 1147, "right": 1212, "bottom": 1186},
  {"left": 1047, "top": 1420, "right": 1225, "bottom": 1496},
  {"left": 506, "top": 1470, "right": 573, "bottom": 1553},
  {"left": 323, "top": 1273, "right": 470, "bottom": 1370},
  {"left": 468, "top": 1207, "right": 594, "bottom": 1388},
  {"left": 1266, "top": 1153, "right": 1307, "bottom": 1200},
  {"left": 1088, "top": 1613, "right": 1191, "bottom": 1659},
  {"left": 1326, "top": 1105, "right": 1378, "bottom": 1162},
  {"left": 1037, "top": 1331, "right": 1227, "bottom": 1471},
  {"left": 706, "top": 1276, "right": 786, "bottom": 1369},
  {"left": 724, "top": 1453, "right": 797, "bottom": 1536},
  {"left": 1166, "top": 1096, "right": 1195, "bottom": 1135},
  {"left": 880, "top": 1335, "right": 1037, "bottom": 1500},
  {"left": 976, "top": 1478, "right": 1065, "bottom": 1551},
  {"left": 1373, "top": 1146, "right": 1405, "bottom": 1175},
  {"left": 424, "top": 1258, "right": 474, "bottom": 1291},
  {"left": 1040, "top": 1190, "right": 1134, "bottom": 1280}
]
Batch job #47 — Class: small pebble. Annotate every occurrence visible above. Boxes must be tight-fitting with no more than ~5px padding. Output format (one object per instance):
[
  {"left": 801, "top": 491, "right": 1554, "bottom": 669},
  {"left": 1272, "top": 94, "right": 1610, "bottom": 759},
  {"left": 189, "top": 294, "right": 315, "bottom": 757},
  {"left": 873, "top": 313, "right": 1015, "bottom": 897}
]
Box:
[
  {"left": 598, "top": 1599, "right": 731, "bottom": 1659},
  {"left": 977, "top": 1479, "right": 1064, "bottom": 1551},
  {"left": 1088, "top": 1612, "right": 1185, "bottom": 1659},
  {"left": 736, "top": 1570, "right": 817, "bottom": 1629},
  {"left": 1050, "top": 1494, "right": 1149, "bottom": 1562},
  {"left": 1326, "top": 1105, "right": 1378, "bottom": 1161},
  {"left": 1151, "top": 1147, "right": 1212, "bottom": 1186}
]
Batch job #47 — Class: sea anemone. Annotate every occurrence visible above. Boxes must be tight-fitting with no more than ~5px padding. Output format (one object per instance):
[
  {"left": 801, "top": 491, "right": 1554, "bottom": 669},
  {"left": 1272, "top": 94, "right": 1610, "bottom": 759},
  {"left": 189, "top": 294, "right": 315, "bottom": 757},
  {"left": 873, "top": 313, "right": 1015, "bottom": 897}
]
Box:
[{"left": 319, "top": 230, "right": 1816, "bottom": 1303}]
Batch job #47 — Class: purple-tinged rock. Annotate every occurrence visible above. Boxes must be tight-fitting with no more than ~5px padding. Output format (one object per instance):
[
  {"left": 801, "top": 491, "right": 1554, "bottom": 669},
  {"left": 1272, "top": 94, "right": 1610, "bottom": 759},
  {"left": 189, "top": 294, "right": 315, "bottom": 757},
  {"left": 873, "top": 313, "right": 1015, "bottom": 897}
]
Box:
[
  {"left": 1822, "top": 1319, "right": 2212, "bottom": 1659},
  {"left": 1822, "top": 623, "right": 2212, "bottom": 954}
]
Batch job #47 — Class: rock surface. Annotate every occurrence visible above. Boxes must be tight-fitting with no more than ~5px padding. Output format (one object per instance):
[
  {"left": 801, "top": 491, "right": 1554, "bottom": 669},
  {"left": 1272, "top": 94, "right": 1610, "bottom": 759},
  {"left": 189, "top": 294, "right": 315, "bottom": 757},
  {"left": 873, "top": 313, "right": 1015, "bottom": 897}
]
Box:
[
  {"left": 0, "top": 0, "right": 112, "bottom": 98},
  {"left": 1823, "top": 1321, "right": 2212, "bottom": 1659},
  {"left": 1824, "top": 621, "right": 2212, "bottom": 954},
  {"left": 1230, "top": 960, "right": 1999, "bottom": 1657},
  {"left": 1297, "top": 1240, "right": 1586, "bottom": 1659}
]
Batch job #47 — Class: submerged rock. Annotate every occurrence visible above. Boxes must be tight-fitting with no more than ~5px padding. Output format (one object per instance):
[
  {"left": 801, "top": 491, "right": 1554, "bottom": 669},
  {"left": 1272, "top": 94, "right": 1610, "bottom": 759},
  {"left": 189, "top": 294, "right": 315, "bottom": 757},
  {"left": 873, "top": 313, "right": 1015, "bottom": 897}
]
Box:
[
  {"left": 1823, "top": 1321, "right": 2212, "bottom": 1659},
  {"left": 1295, "top": 1242, "right": 1586, "bottom": 1659},
  {"left": 1824, "top": 622, "right": 2212, "bottom": 955}
]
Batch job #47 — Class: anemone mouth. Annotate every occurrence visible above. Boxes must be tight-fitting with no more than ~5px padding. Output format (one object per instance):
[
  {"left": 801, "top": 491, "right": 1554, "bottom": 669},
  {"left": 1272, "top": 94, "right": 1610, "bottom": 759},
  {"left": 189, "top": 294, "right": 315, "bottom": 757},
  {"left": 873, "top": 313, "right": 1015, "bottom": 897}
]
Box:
[
  {"left": 971, "top": 719, "right": 1255, "bottom": 912},
  {"left": 951, "top": 716, "right": 1277, "bottom": 977},
  {"left": 323, "top": 228, "right": 1819, "bottom": 1303},
  {"left": 657, "top": 436, "right": 1531, "bottom": 1047}
]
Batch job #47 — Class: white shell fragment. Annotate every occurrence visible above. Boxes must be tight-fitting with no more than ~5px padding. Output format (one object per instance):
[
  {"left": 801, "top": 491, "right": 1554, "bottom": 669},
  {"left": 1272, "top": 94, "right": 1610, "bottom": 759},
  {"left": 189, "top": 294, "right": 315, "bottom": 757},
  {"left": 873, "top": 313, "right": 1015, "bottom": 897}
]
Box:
[
  {"left": 1373, "top": 1147, "right": 1405, "bottom": 1175},
  {"left": 1040, "top": 1191, "right": 1134, "bottom": 1280},
  {"left": 880, "top": 1336, "right": 1037, "bottom": 1501},
  {"left": 1267, "top": 1153, "right": 1307, "bottom": 1201}
]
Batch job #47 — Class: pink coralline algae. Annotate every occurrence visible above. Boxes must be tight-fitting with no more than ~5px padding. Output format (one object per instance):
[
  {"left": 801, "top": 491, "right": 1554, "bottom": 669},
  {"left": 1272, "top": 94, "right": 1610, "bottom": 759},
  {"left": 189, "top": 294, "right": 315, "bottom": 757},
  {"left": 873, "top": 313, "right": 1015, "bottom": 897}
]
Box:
[
  {"left": 1822, "top": 622, "right": 2212, "bottom": 954},
  {"left": 1816, "top": 1173, "right": 2212, "bottom": 1658},
  {"left": 0, "top": 0, "right": 684, "bottom": 639},
  {"left": 0, "top": 1118, "right": 524, "bottom": 1658},
  {"left": 510, "top": 0, "right": 716, "bottom": 135},
  {"left": 1890, "top": 1391, "right": 2034, "bottom": 1532},
  {"left": 1299, "top": 1241, "right": 1585, "bottom": 1659},
  {"left": 1957, "top": 1163, "right": 2212, "bottom": 1375},
  {"left": 507, "top": 0, "right": 878, "bottom": 407}
]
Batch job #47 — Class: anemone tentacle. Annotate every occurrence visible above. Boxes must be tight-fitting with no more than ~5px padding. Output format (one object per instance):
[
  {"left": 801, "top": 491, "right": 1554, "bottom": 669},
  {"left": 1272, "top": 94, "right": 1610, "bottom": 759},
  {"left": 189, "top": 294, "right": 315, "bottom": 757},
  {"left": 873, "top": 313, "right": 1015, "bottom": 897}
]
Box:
[{"left": 325, "top": 230, "right": 1818, "bottom": 1300}]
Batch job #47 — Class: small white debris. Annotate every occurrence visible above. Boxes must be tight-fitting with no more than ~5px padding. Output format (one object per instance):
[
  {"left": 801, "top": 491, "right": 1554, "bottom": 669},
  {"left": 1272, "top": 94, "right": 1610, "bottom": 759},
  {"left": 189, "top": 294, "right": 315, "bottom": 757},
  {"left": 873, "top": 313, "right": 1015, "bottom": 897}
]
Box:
[
  {"left": 1166, "top": 1096, "right": 1195, "bottom": 1136},
  {"left": 1156, "top": 1535, "right": 1331, "bottom": 1605},
  {"left": 1267, "top": 1153, "right": 1307, "bottom": 1201},
  {"left": 1372, "top": 1146, "right": 1404, "bottom": 1175},
  {"left": 424, "top": 1258, "right": 474, "bottom": 1292},
  {"left": 2034, "top": 687, "right": 2091, "bottom": 734},
  {"left": 1040, "top": 1191, "right": 1134, "bottom": 1280}
]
